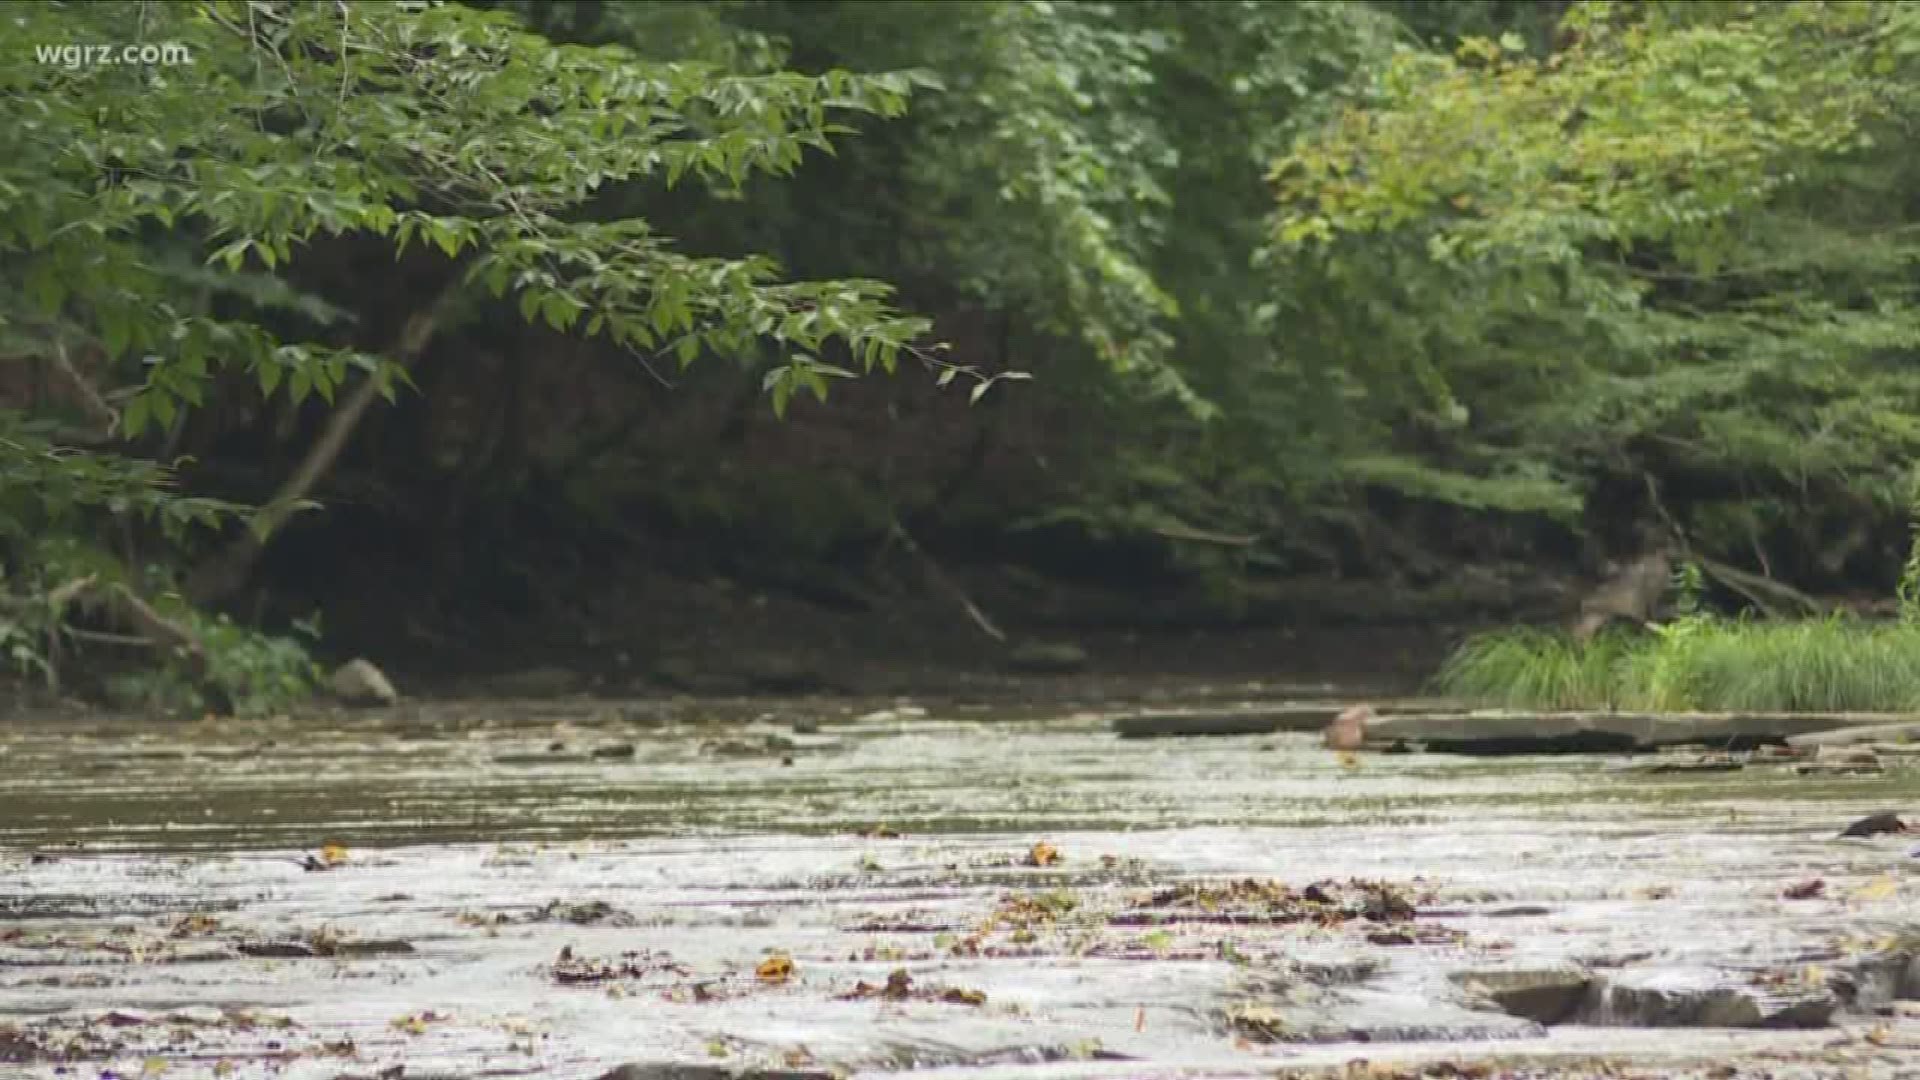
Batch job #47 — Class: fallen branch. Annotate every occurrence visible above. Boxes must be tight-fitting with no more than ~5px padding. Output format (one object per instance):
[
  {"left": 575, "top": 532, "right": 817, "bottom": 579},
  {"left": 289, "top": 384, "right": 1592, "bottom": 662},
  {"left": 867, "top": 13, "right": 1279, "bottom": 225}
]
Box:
[
  {"left": 94, "top": 581, "right": 206, "bottom": 666},
  {"left": 5, "top": 577, "right": 209, "bottom": 678},
  {"left": 45, "top": 574, "right": 99, "bottom": 609},
  {"left": 887, "top": 516, "right": 1005, "bottom": 643},
  {"left": 1697, "top": 557, "right": 1825, "bottom": 619},
  {"left": 1152, "top": 522, "right": 1256, "bottom": 547},
  {"left": 1639, "top": 472, "right": 1824, "bottom": 620}
]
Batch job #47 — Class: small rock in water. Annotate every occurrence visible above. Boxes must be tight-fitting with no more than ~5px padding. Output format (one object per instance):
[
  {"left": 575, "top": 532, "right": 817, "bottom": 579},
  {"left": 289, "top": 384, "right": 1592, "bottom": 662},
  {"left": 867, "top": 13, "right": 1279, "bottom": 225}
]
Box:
[
  {"left": 1840, "top": 812, "right": 1909, "bottom": 838},
  {"left": 328, "top": 658, "right": 398, "bottom": 707},
  {"left": 533, "top": 899, "right": 636, "bottom": 927},
  {"left": 1782, "top": 878, "right": 1826, "bottom": 900},
  {"left": 1324, "top": 704, "right": 1372, "bottom": 751}
]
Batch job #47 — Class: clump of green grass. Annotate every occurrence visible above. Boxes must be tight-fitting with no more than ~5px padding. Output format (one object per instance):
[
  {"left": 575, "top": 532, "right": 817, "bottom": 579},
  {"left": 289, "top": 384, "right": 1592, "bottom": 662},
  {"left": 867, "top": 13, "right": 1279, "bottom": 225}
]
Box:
[
  {"left": 1436, "top": 616, "right": 1920, "bottom": 713},
  {"left": 1434, "top": 626, "right": 1636, "bottom": 710}
]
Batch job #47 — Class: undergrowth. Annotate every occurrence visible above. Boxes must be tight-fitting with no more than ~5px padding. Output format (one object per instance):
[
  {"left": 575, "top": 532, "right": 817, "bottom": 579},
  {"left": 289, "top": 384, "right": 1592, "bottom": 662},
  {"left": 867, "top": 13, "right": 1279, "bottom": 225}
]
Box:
[{"left": 1438, "top": 616, "right": 1920, "bottom": 713}]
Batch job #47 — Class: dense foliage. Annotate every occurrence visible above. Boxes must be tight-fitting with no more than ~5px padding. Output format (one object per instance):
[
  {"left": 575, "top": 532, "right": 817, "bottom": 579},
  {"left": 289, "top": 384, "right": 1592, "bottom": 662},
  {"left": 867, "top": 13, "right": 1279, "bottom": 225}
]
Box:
[
  {"left": 2, "top": 0, "right": 931, "bottom": 705},
  {"left": 5, "top": 0, "right": 1919, "bottom": 704},
  {"left": 1271, "top": 0, "right": 1920, "bottom": 581}
]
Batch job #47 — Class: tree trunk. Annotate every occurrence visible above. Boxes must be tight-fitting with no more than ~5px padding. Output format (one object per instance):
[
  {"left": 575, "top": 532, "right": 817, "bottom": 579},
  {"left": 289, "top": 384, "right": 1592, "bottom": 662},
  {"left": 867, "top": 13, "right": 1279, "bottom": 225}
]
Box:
[
  {"left": 1572, "top": 546, "right": 1673, "bottom": 641},
  {"left": 185, "top": 285, "right": 458, "bottom": 606}
]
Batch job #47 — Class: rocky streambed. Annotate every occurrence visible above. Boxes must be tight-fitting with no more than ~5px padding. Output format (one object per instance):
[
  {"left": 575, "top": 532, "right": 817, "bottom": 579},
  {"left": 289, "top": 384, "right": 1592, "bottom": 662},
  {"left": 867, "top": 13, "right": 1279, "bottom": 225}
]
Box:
[{"left": 1, "top": 693, "right": 1918, "bottom": 1079}]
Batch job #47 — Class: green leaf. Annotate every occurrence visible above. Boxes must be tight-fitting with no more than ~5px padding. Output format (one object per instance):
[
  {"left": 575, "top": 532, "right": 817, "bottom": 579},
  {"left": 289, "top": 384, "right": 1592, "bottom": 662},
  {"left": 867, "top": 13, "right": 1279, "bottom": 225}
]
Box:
[{"left": 122, "top": 395, "right": 149, "bottom": 439}]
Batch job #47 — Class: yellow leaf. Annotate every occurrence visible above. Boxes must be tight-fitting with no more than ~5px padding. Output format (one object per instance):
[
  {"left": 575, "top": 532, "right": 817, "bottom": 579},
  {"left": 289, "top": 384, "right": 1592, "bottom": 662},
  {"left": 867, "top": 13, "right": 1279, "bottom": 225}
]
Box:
[
  {"left": 1852, "top": 875, "right": 1898, "bottom": 903},
  {"left": 320, "top": 843, "right": 349, "bottom": 867},
  {"left": 142, "top": 1058, "right": 168, "bottom": 1077},
  {"left": 1025, "top": 841, "right": 1060, "bottom": 867},
  {"left": 1338, "top": 751, "right": 1359, "bottom": 769},
  {"left": 756, "top": 954, "right": 794, "bottom": 984},
  {"left": 389, "top": 1010, "right": 444, "bottom": 1035}
]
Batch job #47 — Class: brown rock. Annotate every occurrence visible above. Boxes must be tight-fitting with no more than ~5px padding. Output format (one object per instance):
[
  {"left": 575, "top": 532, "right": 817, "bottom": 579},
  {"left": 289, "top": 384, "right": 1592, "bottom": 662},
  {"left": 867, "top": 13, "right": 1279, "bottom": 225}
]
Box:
[{"left": 1325, "top": 704, "right": 1372, "bottom": 751}]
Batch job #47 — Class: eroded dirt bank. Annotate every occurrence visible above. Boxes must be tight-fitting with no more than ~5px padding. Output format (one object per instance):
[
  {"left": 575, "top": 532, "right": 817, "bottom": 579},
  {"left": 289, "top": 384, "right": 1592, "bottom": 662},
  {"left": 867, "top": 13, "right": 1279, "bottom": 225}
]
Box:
[{"left": 2, "top": 696, "right": 1918, "bottom": 1079}]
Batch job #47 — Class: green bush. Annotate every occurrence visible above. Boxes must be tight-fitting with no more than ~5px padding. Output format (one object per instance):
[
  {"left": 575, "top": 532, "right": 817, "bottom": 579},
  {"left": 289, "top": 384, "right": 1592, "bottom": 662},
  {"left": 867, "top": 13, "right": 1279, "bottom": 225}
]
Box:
[{"left": 102, "top": 611, "right": 321, "bottom": 718}]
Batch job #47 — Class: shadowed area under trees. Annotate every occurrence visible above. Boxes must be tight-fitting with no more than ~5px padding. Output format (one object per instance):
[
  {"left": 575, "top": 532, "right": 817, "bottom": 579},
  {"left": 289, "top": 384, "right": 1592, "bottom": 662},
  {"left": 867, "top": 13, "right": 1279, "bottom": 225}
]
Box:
[{"left": 7, "top": 0, "right": 1920, "bottom": 712}]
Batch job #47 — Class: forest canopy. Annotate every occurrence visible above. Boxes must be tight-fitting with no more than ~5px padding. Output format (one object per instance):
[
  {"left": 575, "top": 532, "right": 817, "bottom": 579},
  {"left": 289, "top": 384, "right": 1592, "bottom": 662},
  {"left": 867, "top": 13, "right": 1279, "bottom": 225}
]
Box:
[{"left": 3, "top": 0, "right": 1917, "bottom": 706}]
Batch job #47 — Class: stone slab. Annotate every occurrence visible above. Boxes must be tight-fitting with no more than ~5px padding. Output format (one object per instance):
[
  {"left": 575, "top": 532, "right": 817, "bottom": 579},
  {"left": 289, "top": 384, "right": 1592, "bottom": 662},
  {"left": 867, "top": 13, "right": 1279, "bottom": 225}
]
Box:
[{"left": 1367, "top": 711, "right": 1874, "bottom": 755}]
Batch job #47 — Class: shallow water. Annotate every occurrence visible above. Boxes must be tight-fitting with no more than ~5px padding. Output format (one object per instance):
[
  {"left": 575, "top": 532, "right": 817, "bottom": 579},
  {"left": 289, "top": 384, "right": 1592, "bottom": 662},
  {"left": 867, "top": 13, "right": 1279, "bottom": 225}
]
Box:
[{"left": 2, "top": 696, "right": 1918, "bottom": 1079}]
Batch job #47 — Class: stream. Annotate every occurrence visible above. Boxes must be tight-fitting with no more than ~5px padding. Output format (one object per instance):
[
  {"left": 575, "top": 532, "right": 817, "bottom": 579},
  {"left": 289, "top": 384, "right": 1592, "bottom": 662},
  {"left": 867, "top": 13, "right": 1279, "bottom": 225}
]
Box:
[{"left": 2, "top": 691, "right": 1918, "bottom": 1079}]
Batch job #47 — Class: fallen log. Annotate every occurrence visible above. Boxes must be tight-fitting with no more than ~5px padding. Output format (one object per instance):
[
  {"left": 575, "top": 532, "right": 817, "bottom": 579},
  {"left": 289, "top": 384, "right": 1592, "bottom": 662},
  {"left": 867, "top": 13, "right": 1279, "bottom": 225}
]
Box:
[
  {"left": 1113, "top": 702, "right": 1920, "bottom": 754},
  {"left": 1110, "top": 700, "right": 1465, "bottom": 740}
]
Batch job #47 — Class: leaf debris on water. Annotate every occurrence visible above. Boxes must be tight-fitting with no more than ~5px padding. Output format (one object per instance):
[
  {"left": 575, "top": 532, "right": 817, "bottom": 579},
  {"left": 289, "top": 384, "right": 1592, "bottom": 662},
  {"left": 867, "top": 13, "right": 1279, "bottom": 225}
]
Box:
[
  {"left": 755, "top": 953, "right": 794, "bottom": 984},
  {"left": 1025, "top": 840, "right": 1061, "bottom": 867}
]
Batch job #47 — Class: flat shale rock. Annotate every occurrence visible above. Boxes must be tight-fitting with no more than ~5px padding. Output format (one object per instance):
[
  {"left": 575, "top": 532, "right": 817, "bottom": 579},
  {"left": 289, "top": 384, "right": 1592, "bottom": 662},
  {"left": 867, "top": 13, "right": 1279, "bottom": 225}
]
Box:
[
  {"left": 1111, "top": 699, "right": 1451, "bottom": 739},
  {"left": 1587, "top": 968, "right": 1836, "bottom": 1029},
  {"left": 1226, "top": 989, "right": 1547, "bottom": 1044},
  {"left": 1451, "top": 967, "right": 1594, "bottom": 1026},
  {"left": 1368, "top": 711, "right": 1863, "bottom": 755},
  {"left": 1788, "top": 720, "right": 1920, "bottom": 748}
]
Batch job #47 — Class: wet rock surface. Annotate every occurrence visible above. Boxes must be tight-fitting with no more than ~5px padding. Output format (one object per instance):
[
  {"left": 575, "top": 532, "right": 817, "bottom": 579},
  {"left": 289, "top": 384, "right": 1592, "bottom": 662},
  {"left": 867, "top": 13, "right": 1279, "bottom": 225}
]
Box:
[
  {"left": 1, "top": 696, "right": 1918, "bottom": 1079},
  {"left": 1451, "top": 968, "right": 1593, "bottom": 1025},
  {"left": 1365, "top": 710, "right": 1865, "bottom": 754}
]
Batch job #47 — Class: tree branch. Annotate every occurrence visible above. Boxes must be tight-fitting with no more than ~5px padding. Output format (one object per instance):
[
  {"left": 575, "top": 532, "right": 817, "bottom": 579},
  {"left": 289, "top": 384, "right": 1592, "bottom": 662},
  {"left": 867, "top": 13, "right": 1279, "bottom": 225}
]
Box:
[{"left": 185, "top": 281, "right": 462, "bottom": 605}]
